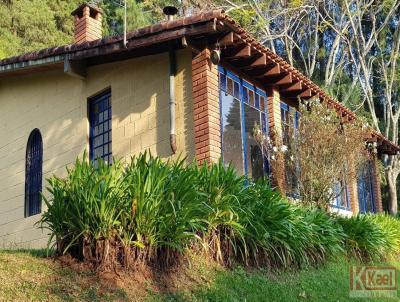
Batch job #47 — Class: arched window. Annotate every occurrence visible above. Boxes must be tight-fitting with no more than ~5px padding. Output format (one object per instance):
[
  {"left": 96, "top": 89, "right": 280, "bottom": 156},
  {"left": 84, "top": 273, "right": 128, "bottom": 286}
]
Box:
[{"left": 25, "top": 129, "right": 43, "bottom": 217}]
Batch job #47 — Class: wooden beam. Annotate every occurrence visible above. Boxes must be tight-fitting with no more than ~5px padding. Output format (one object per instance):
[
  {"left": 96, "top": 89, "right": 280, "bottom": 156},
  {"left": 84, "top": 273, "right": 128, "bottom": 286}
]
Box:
[
  {"left": 263, "top": 64, "right": 281, "bottom": 77},
  {"left": 232, "top": 45, "right": 251, "bottom": 58},
  {"left": 275, "top": 73, "right": 292, "bottom": 85},
  {"left": 281, "top": 81, "right": 303, "bottom": 92},
  {"left": 64, "top": 58, "right": 86, "bottom": 79},
  {"left": 219, "top": 32, "right": 234, "bottom": 46},
  {"left": 298, "top": 88, "right": 312, "bottom": 98},
  {"left": 250, "top": 53, "right": 266, "bottom": 67}
]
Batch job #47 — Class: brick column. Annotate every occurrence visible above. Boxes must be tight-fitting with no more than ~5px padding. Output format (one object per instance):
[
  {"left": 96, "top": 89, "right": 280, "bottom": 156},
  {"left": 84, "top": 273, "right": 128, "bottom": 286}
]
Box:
[
  {"left": 267, "top": 86, "right": 286, "bottom": 194},
  {"left": 192, "top": 49, "right": 221, "bottom": 164},
  {"left": 371, "top": 155, "right": 383, "bottom": 213},
  {"left": 347, "top": 160, "right": 360, "bottom": 214}
]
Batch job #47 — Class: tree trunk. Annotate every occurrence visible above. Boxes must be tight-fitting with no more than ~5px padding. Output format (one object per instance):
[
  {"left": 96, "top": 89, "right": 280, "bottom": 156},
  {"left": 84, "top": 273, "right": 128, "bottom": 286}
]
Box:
[{"left": 387, "top": 170, "right": 398, "bottom": 215}]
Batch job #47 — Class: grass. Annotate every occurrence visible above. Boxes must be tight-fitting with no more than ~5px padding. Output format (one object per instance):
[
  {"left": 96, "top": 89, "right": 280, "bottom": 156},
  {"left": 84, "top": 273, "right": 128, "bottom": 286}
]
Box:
[{"left": 0, "top": 249, "right": 399, "bottom": 302}]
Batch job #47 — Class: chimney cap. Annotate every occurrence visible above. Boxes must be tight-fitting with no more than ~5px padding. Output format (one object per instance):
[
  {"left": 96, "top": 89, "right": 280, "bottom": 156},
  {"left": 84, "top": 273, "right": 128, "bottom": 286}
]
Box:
[
  {"left": 163, "top": 6, "right": 179, "bottom": 17},
  {"left": 71, "top": 3, "right": 103, "bottom": 17}
]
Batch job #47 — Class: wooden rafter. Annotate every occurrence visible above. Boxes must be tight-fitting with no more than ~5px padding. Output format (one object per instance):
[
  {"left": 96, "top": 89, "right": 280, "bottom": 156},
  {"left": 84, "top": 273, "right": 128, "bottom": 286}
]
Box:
[
  {"left": 250, "top": 53, "right": 266, "bottom": 67},
  {"left": 281, "top": 81, "right": 303, "bottom": 92},
  {"left": 232, "top": 45, "right": 251, "bottom": 58},
  {"left": 275, "top": 73, "right": 292, "bottom": 85},
  {"left": 219, "top": 32, "right": 234, "bottom": 46},
  {"left": 298, "top": 88, "right": 312, "bottom": 98}
]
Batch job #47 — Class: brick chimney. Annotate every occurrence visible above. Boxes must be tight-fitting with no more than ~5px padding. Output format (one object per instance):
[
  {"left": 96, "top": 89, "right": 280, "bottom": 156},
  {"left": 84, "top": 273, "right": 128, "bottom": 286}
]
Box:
[{"left": 71, "top": 3, "right": 103, "bottom": 44}]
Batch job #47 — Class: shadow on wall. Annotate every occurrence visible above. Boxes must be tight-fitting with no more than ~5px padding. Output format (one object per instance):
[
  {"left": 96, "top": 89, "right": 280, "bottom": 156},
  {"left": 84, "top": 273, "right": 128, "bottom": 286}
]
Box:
[
  {"left": 0, "top": 70, "right": 88, "bottom": 249},
  {"left": 104, "top": 49, "right": 195, "bottom": 163}
]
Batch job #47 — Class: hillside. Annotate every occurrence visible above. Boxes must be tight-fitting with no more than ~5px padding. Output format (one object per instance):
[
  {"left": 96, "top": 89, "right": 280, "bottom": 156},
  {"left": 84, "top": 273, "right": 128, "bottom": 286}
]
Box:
[{"left": 0, "top": 250, "right": 398, "bottom": 302}]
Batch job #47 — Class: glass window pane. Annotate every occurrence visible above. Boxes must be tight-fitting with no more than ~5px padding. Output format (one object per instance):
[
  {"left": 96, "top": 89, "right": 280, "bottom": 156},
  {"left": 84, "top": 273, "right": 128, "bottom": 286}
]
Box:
[
  {"left": 255, "top": 94, "right": 260, "bottom": 108},
  {"left": 221, "top": 93, "right": 244, "bottom": 175},
  {"left": 249, "top": 90, "right": 254, "bottom": 106},
  {"left": 261, "top": 112, "right": 267, "bottom": 133},
  {"left": 220, "top": 73, "right": 226, "bottom": 91},
  {"left": 227, "top": 77, "right": 233, "bottom": 95},
  {"left": 243, "top": 87, "right": 248, "bottom": 103},
  {"left": 234, "top": 81, "right": 240, "bottom": 99},
  {"left": 260, "top": 96, "right": 265, "bottom": 111},
  {"left": 244, "top": 104, "right": 264, "bottom": 180}
]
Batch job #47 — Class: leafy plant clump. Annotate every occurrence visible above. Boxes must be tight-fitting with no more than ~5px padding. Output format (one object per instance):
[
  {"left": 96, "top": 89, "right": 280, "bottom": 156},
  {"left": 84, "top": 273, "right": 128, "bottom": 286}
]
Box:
[
  {"left": 336, "top": 214, "right": 400, "bottom": 262},
  {"left": 39, "top": 152, "right": 398, "bottom": 272}
]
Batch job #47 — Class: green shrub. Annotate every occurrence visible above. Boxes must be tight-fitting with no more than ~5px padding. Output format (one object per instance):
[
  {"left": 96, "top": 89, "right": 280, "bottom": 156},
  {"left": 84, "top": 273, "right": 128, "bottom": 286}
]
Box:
[
  {"left": 336, "top": 215, "right": 386, "bottom": 261},
  {"left": 190, "top": 162, "right": 249, "bottom": 265},
  {"left": 369, "top": 214, "right": 400, "bottom": 257},
  {"left": 336, "top": 214, "right": 400, "bottom": 262},
  {"left": 40, "top": 156, "right": 126, "bottom": 267},
  {"left": 243, "top": 183, "right": 344, "bottom": 267},
  {"left": 120, "top": 154, "right": 205, "bottom": 266},
  {"left": 39, "top": 152, "right": 368, "bottom": 271}
]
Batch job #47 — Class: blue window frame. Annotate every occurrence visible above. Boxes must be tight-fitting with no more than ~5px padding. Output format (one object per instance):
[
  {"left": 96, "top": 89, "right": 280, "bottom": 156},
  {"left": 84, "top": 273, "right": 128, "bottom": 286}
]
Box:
[
  {"left": 218, "top": 66, "right": 270, "bottom": 180},
  {"left": 89, "top": 90, "right": 112, "bottom": 165},
  {"left": 281, "top": 102, "right": 299, "bottom": 141},
  {"left": 358, "top": 161, "right": 376, "bottom": 213},
  {"left": 331, "top": 180, "right": 351, "bottom": 210},
  {"left": 25, "top": 128, "right": 43, "bottom": 217}
]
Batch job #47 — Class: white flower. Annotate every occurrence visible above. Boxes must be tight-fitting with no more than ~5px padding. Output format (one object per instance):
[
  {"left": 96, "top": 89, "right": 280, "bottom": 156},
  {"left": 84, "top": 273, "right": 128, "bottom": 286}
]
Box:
[
  {"left": 281, "top": 145, "right": 288, "bottom": 152},
  {"left": 271, "top": 155, "right": 276, "bottom": 160},
  {"left": 273, "top": 147, "right": 278, "bottom": 153}
]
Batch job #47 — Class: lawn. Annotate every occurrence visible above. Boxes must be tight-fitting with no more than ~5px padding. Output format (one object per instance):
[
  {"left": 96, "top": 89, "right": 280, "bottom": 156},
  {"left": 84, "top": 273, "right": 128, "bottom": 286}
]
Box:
[{"left": 0, "top": 250, "right": 398, "bottom": 302}]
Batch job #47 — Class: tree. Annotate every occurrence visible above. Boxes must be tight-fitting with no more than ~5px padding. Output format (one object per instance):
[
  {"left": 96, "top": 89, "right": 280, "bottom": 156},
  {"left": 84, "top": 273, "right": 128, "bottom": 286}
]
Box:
[
  {"left": 226, "top": 0, "right": 399, "bottom": 214},
  {"left": 255, "top": 100, "right": 369, "bottom": 210},
  {"left": 316, "top": 0, "right": 400, "bottom": 214}
]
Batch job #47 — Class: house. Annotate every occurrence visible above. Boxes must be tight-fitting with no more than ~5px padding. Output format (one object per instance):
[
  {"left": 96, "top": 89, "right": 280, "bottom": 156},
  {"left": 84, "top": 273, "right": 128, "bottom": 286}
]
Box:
[{"left": 0, "top": 4, "right": 398, "bottom": 249}]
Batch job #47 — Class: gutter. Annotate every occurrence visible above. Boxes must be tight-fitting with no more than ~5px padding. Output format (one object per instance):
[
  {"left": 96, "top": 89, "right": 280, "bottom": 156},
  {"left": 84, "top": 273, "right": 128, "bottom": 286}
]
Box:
[{"left": 0, "top": 55, "right": 65, "bottom": 75}]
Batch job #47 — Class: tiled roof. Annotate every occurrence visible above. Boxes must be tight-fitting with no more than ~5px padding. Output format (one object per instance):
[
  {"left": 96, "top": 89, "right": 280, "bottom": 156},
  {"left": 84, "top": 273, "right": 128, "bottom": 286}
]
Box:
[{"left": 0, "top": 10, "right": 223, "bottom": 67}]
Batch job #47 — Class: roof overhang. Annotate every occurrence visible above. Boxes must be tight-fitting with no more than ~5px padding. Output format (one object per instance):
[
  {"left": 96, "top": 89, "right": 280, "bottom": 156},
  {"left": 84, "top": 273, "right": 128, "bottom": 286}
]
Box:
[{"left": 0, "top": 11, "right": 221, "bottom": 78}]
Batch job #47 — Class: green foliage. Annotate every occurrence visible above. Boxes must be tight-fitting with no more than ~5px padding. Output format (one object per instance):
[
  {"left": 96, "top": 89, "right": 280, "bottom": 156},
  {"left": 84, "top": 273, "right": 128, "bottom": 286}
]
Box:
[
  {"left": 0, "top": 0, "right": 82, "bottom": 59},
  {"left": 336, "top": 214, "right": 400, "bottom": 262},
  {"left": 336, "top": 215, "right": 384, "bottom": 261},
  {"left": 121, "top": 154, "right": 205, "bottom": 255},
  {"left": 39, "top": 152, "right": 400, "bottom": 271},
  {"left": 369, "top": 214, "right": 400, "bottom": 256},
  {"left": 40, "top": 154, "right": 126, "bottom": 255},
  {"left": 227, "top": 8, "right": 261, "bottom": 36},
  {"left": 39, "top": 152, "right": 348, "bottom": 270}
]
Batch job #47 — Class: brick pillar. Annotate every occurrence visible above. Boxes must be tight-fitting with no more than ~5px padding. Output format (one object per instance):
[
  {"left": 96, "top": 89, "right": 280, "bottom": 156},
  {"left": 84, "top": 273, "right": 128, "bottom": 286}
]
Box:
[
  {"left": 192, "top": 49, "right": 221, "bottom": 164},
  {"left": 371, "top": 155, "right": 383, "bottom": 213},
  {"left": 267, "top": 86, "right": 286, "bottom": 194},
  {"left": 348, "top": 160, "right": 360, "bottom": 214}
]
